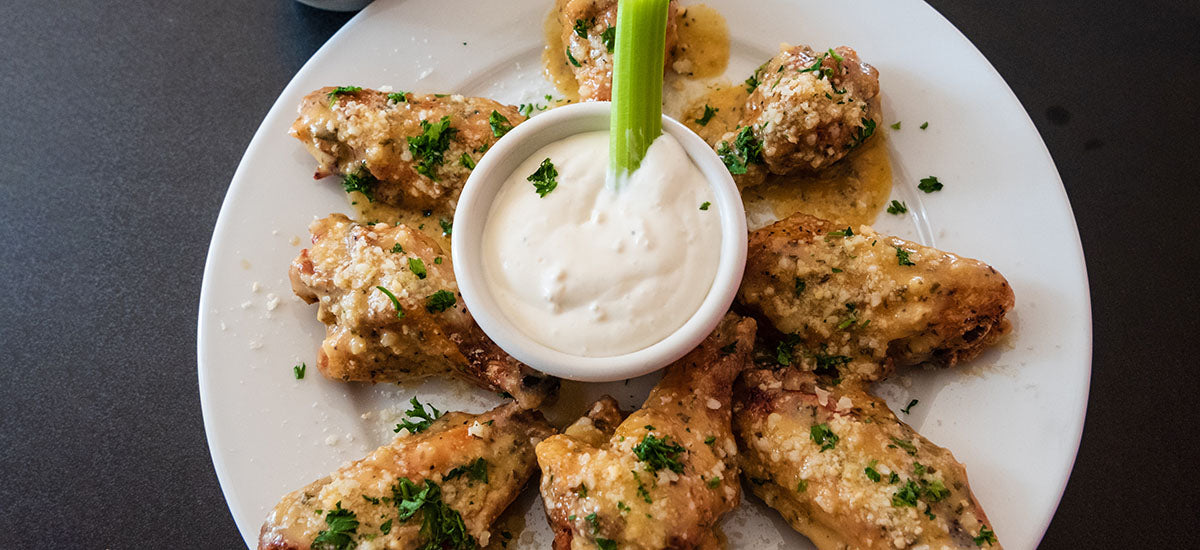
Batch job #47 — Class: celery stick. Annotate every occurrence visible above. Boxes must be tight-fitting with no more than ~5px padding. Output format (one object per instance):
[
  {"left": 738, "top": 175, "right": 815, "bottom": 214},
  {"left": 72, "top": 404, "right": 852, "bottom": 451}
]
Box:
[{"left": 610, "top": 0, "right": 669, "bottom": 177}]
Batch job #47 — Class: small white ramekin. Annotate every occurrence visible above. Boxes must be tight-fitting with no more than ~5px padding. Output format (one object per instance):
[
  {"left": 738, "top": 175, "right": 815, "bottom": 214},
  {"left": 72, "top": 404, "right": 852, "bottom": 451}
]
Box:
[{"left": 452, "top": 102, "right": 747, "bottom": 382}]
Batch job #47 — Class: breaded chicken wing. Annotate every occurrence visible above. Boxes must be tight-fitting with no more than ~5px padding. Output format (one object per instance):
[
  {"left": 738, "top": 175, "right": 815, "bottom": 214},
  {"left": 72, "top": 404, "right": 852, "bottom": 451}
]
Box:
[
  {"left": 259, "top": 402, "right": 555, "bottom": 550},
  {"left": 558, "top": 0, "right": 680, "bottom": 101},
  {"left": 290, "top": 214, "right": 558, "bottom": 408},
  {"left": 734, "top": 369, "right": 1001, "bottom": 549},
  {"left": 536, "top": 315, "right": 756, "bottom": 550},
  {"left": 718, "top": 45, "right": 880, "bottom": 187},
  {"left": 290, "top": 87, "right": 525, "bottom": 210},
  {"left": 738, "top": 213, "right": 1013, "bottom": 384}
]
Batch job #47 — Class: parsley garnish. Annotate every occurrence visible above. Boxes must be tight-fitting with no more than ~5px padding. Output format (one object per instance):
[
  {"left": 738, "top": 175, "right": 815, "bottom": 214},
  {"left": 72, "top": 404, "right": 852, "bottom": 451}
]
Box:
[
  {"left": 901, "top": 399, "right": 919, "bottom": 414},
  {"left": 632, "top": 471, "right": 652, "bottom": 503},
  {"left": 707, "top": 477, "right": 721, "bottom": 489},
  {"left": 974, "top": 526, "right": 997, "bottom": 546},
  {"left": 391, "top": 243, "right": 404, "bottom": 253},
  {"left": 387, "top": 91, "right": 409, "bottom": 103},
  {"left": 528, "top": 158, "right": 559, "bottom": 197},
  {"left": 488, "top": 110, "right": 513, "bottom": 138},
  {"left": 744, "top": 73, "right": 759, "bottom": 93},
  {"left": 920, "top": 121, "right": 929, "bottom": 130},
  {"left": 394, "top": 397, "right": 442, "bottom": 434},
  {"left": 695, "top": 105, "right": 718, "bottom": 126},
  {"left": 794, "top": 277, "right": 806, "bottom": 295},
  {"left": 439, "top": 218, "right": 452, "bottom": 236},
  {"left": 633, "top": 434, "right": 686, "bottom": 474},
  {"left": 814, "top": 351, "right": 851, "bottom": 376},
  {"left": 573, "top": 18, "right": 592, "bottom": 39},
  {"left": 327, "top": 86, "right": 362, "bottom": 108},
  {"left": 434, "top": 257, "right": 443, "bottom": 265},
  {"left": 864, "top": 460, "right": 881, "bottom": 482},
  {"left": 444, "top": 458, "right": 488, "bottom": 483},
  {"left": 827, "top": 226, "right": 855, "bottom": 238},
  {"left": 913, "top": 462, "right": 927, "bottom": 476},
  {"left": 312, "top": 501, "right": 358, "bottom": 550},
  {"left": 796, "top": 480, "right": 808, "bottom": 492},
  {"left": 566, "top": 48, "right": 582, "bottom": 67},
  {"left": 380, "top": 518, "right": 393, "bottom": 534},
  {"left": 896, "top": 247, "right": 916, "bottom": 266},
  {"left": 407, "top": 116, "right": 457, "bottom": 181},
  {"left": 376, "top": 286, "right": 405, "bottom": 318},
  {"left": 704, "top": 435, "right": 716, "bottom": 445},
  {"left": 426, "top": 290, "right": 456, "bottom": 312},
  {"left": 294, "top": 362, "right": 306, "bottom": 379},
  {"left": 699, "top": 201, "right": 711, "bottom": 210},
  {"left": 459, "top": 153, "right": 475, "bottom": 170},
  {"left": 886, "top": 200, "right": 908, "bottom": 214},
  {"left": 601, "top": 26, "right": 616, "bottom": 52},
  {"left": 847, "top": 118, "right": 876, "bottom": 149},
  {"left": 892, "top": 480, "right": 920, "bottom": 507},
  {"left": 717, "top": 126, "right": 764, "bottom": 175},
  {"left": 890, "top": 437, "right": 918, "bottom": 456},
  {"left": 342, "top": 163, "right": 377, "bottom": 201},
  {"left": 810, "top": 423, "right": 839, "bottom": 452},
  {"left": 890, "top": 121, "right": 901, "bottom": 130},
  {"left": 390, "top": 478, "right": 475, "bottom": 549},
  {"left": 597, "top": 538, "right": 617, "bottom": 550},
  {"left": 775, "top": 333, "right": 802, "bottom": 366},
  {"left": 408, "top": 257, "right": 427, "bottom": 279},
  {"left": 923, "top": 479, "right": 950, "bottom": 502},
  {"left": 918, "top": 176, "right": 943, "bottom": 193}
]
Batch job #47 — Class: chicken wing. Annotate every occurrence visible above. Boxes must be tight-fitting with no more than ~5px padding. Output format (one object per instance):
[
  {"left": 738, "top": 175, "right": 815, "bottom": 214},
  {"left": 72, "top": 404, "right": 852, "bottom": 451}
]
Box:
[
  {"left": 536, "top": 314, "right": 755, "bottom": 550},
  {"left": 733, "top": 368, "right": 1001, "bottom": 549},
  {"left": 717, "top": 45, "right": 880, "bottom": 187},
  {"left": 259, "top": 402, "right": 555, "bottom": 550},
  {"left": 290, "top": 87, "right": 526, "bottom": 210},
  {"left": 738, "top": 212, "right": 1013, "bottom": 384},
  {"left": 290, "top": 214, "right": 558, "bottom": 408},
  {"left": 558, "top": 0, "right": 680, "bottom": 101}
]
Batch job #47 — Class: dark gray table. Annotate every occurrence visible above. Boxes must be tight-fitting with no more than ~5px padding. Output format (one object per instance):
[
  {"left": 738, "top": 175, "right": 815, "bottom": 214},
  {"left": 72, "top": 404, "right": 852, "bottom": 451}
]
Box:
[{"left": 1, "top": 1, "right": 1196, "bottom": 547}]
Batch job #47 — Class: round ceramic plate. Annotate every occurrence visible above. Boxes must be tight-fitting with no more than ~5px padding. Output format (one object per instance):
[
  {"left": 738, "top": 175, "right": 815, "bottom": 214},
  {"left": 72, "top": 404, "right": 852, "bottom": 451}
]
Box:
[{"left": 198, "top": 0, "right": 1091, "bottom": 548}]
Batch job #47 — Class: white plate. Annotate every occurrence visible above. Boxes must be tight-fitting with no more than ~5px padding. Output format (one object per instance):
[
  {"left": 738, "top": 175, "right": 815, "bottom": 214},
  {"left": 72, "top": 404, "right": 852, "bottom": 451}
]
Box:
[{"left": 198, "top": 1, "right": 1091, "bottom": 548}]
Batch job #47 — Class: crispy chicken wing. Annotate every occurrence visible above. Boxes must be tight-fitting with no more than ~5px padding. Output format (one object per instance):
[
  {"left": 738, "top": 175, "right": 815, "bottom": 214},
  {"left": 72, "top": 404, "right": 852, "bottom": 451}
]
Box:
[
  {"left": 259, "top": 402, "right": 555, "bottom": 550},
  {"left": 290, "top": 214, "right": 558, "bottom": 408},
  {"left": 738, "top": 212, "right": 1013, "bottom": 384},
  {"left": 718, "top": 45, "right": 880, "bottom": 187},
  {"left": 558, "top": 0, "right": 680, "bottom": 101},
  {"left": 290, "top": 87, "right": 525, "bottom": 210},
  {"left": 536, "top": 315, "right": 756, "bottom": 550},
  {"left": 734, "top": 369, "right": 1001, "bottom": 549}
]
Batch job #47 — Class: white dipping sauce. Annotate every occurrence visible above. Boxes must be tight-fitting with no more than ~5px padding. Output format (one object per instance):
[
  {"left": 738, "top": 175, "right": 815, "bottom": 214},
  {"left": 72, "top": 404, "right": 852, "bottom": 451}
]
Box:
[{"left": 482, "top": 131, "right": 721, "bottom": 357}]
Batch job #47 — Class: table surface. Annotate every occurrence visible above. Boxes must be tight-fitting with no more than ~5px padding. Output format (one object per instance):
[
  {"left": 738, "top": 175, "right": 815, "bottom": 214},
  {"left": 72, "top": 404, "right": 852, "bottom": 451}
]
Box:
[{"left": 1, "top": 0, "right": 1196, "bottom": 547}]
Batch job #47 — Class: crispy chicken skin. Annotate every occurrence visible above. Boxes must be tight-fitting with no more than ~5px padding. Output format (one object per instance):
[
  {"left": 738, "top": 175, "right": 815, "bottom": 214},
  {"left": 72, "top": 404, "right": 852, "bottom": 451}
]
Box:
[
  {"left": 720, "top": 45, "right": 880, "bottom": 187},
  {"left": 259, "top": 402, "right": 555, "bottom": 550},
  {"left": 559, "top": 0, "right": 680, "bottom": 101},
  {"left": 290, "top": 214, "right": 557, "bottom": 408},
  {"left": 738, "top": 213, "right": 1013, "bottom": 384},
  {"left": 733, "top": 369, "right": 1000, "bottom": 549},
  {"left": 290, "top": 87, "right": 525, "bottom": 210},
  {"left": 536, "top": 315, "right": 756, "bottom": 550}
]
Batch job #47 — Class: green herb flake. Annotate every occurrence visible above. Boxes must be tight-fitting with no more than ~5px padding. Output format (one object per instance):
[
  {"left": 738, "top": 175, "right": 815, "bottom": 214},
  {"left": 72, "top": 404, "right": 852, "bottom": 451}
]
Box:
[
  {"left": 918, "top": 176, "right": 943, "bottom": 193},
  {"left": 891, "top": 437, "right": 918, "bottom": 456},
  {"left": 293, "top": 362, "right": 306, "bottom": 380},
  {"left": 434, "top": 257, "right": 443, "bottom": 265},
  {"left": 695, "top": 105, "right": 718, "bottom": 126},
  {"left": 794, "top": 277, "right": 806, "bottom": 295},
  {"left": 573, "top": 18, "right": 592, "bottom": 39},
  {"left": 892, "top": 480, "right": 920, "bottom": 507},
  {"left": 699, "top": 201, "right": 711, "bottom": 210},
  {"left": 444, "top": 457, "right": 488, "bottom": 483},
  {"left": 896, "top": 247, "right": 916, "bottom": 266},
  {"left": 426, "top": 290, "right": 457, "bottom": 313},
  {"left": 376, "top": 286, "right": 405, "bottom": 318},
  {"left": 341, "top": 163, "right": 378, "bottom": 202},
  {"left": 327, "top": 86, "right": 362, "bottom": 107},
  {"left": 488, "top": 110, "right": 513, "bottom": 138},
  {"left": 633, "top": 434, "right": 686, "bottom": 474},
  {"left": 796, "top": 480, "right": 808, "bottom": 492},
  {"left": 920, "top": 121, "right": 929, "bottom": 130},
  {"left": 379, "top": 518, "right": 392, "bottom": 535},
  {"left": 390, "top": 243, "right": 404, "bottom": 254},
  {"left": 810, "top": 423, "right": 839, "bottom": 452},
  {"left": 974, "top": 526, "right": 997, "bottom": 546},
  {"left": 831, "top": 267, "right": 843, "bottom": 273},
  {"left": 864, "top": 460, "right": 882, "bottom": 482},
  {"left": 717, "top": 126, "right": 764, "bottom": 175},
  {"left": 707, "top": 477, "right": 721, "bottom": 489},
  {"left": 407, "top": 115, "right": 457, "bottom": 181},
  {"left": 704, "top": 435, "right": 716, "bottom": 445},
  {"left": 913, "top": 462, "right": 927, "bottom": 476},
  {"left": 566, "top": 48, "right": 582, "bottom": 67},
  {"left": 775, "top": 334, "right": 802, "bottom": 366},
  {"left": 890, "top": 121, "right": 901, "bottom": 130},
  {"left": 744, "top": 73, "right": 759, "bottom": 93},
  {"left": 394, "top": 397, "right": 442, "bottom": 434},
  {"left": 601, "top": 26, "right": 616, "bottom": 52},
  {"left": 597, "top": 538, "right": 617, "bottom": 550},
  {"left": 312, "top": 501, "right": 359, "bottom": 550},
  {"left": 528, "top": 157, "right": 559, "bottom": 197},
  {"left": 390, "top": 478, "right": 475, "bottom": 549},
  {"left": 439, "top": 218, "right": 453, "bottom": 236},
  {"left": 889, "top": 472, "right": 900, "bottom": 484},
  {"left": 826, "top": 226, "right": 855, "bottom": 238},
  {"left": 407, "top": 257, "right": 427, "bottom": 279},
  {"left": 886, "top": 200, "right": 908, "bottom": 215},
  {"left": 923, "top": 479, "right": 950, "bottom": 502},
  {"left": 901, "top": 399, "right": 919, "bottom": 414},
  {"left": 459, "top": 152, "right": 476, "bottom": 170},
  {"left": 847, "top": 118, "right": 877, "bottom": 149},
  {"left": 617, "top": 501, "right": 630, "bottom": 513},
  {"left": 387, "top": 91, "right": 409, "bottom": 103}
]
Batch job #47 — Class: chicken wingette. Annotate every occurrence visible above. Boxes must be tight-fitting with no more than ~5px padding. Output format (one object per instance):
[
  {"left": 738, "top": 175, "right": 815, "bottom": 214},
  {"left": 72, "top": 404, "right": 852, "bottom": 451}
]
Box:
[
  {"left": 738, "top": 212, "right": 1014, "bottom": 384},
  {"left": 733, "top": 369, "right": 1001, "bottom": 549},
  {"left": 290, "top": 214, "right": 558, "bottom": 408},
  {"left": 259, "top": 402, "right": 555, "bottom": 550},
  {"left": 291, "top": 87, "right": 525, "bottom": 210},
  {"left": 536, "top": 314, "right": 755, "bottom": 550},
  {"left": 557, "top": 0, "right": 680, "bottom": 101}
]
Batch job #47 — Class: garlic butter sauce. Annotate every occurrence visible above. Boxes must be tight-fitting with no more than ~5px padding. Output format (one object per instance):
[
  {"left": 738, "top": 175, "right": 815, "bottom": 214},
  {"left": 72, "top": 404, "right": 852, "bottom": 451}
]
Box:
[{"left": 481, "top": 131, "right": 721, "bottom": 357}]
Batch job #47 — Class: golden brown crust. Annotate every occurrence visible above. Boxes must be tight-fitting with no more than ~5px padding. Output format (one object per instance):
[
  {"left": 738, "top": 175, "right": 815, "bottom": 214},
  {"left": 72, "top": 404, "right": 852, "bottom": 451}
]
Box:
[
  {"left": 733, "top": 369, "right": 1000, "bottom": 549},
  {"left": 558, "top": 0, "right": 680, "bottom": 101},
  {"left": 290, "top": 87, "right": 525, "bottom": 209},
  {"left": 738, "top": 212, "right": 1014, "bottom": 383},
  {"left": 289, "top": 214, "right": 558, "bottom": 407}
]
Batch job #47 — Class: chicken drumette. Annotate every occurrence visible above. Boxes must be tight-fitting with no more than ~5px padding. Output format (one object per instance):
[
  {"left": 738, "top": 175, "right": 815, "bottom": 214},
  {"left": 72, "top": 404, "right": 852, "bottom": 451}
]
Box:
[{"left": 557, "top": 0, "right": 680, "bottom": 101}]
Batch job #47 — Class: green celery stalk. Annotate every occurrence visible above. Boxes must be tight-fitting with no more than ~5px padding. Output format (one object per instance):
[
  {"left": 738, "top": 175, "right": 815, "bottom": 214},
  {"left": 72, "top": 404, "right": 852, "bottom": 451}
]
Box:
[{"left": 609, "top": 0, "right": 669, "bottom": 178}]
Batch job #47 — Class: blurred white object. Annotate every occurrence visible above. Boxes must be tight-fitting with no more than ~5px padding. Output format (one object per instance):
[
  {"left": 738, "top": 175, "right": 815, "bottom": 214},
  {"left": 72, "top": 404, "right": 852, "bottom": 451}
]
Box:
[{"left": 295, "top": 0, "right": 372, "bottom": 12}]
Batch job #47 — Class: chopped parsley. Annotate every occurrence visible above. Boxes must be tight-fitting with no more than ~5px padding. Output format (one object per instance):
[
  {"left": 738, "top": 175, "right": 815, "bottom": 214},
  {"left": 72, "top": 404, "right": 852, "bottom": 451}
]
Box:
[
  {"left": 704, "top": 435, "right": 716, "bottom": 445},
  {"left": 408, "top": 257, "right": 427, "bottom": 279},
  {"left": 695, "top": 105, "right": 718, "bottom": 126},
  {"left": 459, "top": 152, "right": 476, "bottom": 170},
  {"left": 633, "top": 434, "right": 686, "bottom": 474},
  {"left": 387, "top": 91, "right": 409, "bottom": 103},
  {"left": 379, "top": 518, "right": 393, "bottom": 535},
  {"left": 847, "top": 118, "right": 877, "bottom": 149},
  {"left": 896, "top": 247, "right": 916, "bottom": 266},
  {"left": 585, "top": 512, "right": 600, "bottom": 532},
  {"left": 488, "top": 110, "right": 513, "bottom": 138},
  {"left": 444, "top": 458, "right": 488, "bottom": 483},
  {"left": 596, "top": 538, "right": 617, "bottom": 550},
  {"left": 890, "top": 121, "right": 901, "bottom": 130},
  {"left": 601, "top": 26, "right": 616, "bottom": 52},
  {"left": 707, "top": 477, "right": 722, "bottom": 489},
  {"left": 573, "top": 18, "right": 592, "bottom": 38},
  {"left": 293, "top": 362, "right": 306, "bottom": 380},
  {"left": 794, "top": 277, "right": 806, "bottom": 295},
  {"left": 407, "top": 116, "right": 457, "bottom": 181},
  {"left": 918, "top": 176, "right": 943, "bottom": 193},
  {"left": 796, "top": 480, "right": 808, "bottom": 492},
  {"left": 974, "top": 526, "right": 997, "bottom": 546},
  {"left": 376, "top": 286, "right": 405, "bottom": 318},
  {"left": 528, "top": 158, "right": 559, "bottom": 197},
  {"left": 775, "top": 333, "right": 802, "bottom": 366},
  {"left": 391, "top": 243, "right": 404, "bottom": 253},
  {"left": 920, "top": 121, "right": 929, "bottom": 130},
  {"left": 913, "top": 462, "right": 927, "bottom": 476},
  {"left": 312, "top": 501, "right": 358, "bottom": 550},
  {"left": 922, "top": 479, "right": 950, "bottom": 502},
  {"left": 394, "top": 397, "right": 442, "bottom": 434},
  {"left": 577, "top": 483, "right": 588, "bottom": 498},
  {"left": 632, "top": 471, "right": 652, "bottom": 503},
  {"left": 327, "top": 86, "right": 362, "bottom": 107},
  {"left": 434, "top": 257, "right": 443, "bottom": 264},
  {"left": 889, "top": 472, "right": 900, "bottom": 484},
  {"left": 809, "top": 423, "right": 839, "bottom": 452},
  {"left": 886, "top": 200, "right": 908, "bottom": 215},
  {"left": 864, "top": 460, "right": 882, "bottom": 482},
  {"left": 342, "top": 163, "right": 378, "bottom": 202},
  {"left": 699, "top": 201, "right": 711, "bottom": 210},
  {"left": 798, "top": 52, "right": 837, "bottom": 81},
  {"left": 390, "top": 478, "right": 475, "bottom": 549},
  {"left": 439, "top": 218, "right": 452, "bottom": 236},
  {"left": 814, "top": 351, "right": 852, "bottom": 376},
  {"left": 566, "top": 48, "right": 582, "bottom": 67},
  {"left": 425, "top": 290, "right": 457, "bottom": 313},
  {"left": 826, "top": 226, "right": 855, "bottom": 238},
  {"left": 901, "top": 399, "right": 919, "bottom": 414},
  {"left": 892, "top": 480, "right": 920, "bottom": 507},
  {"left": 890, "top": 437, "right": 918, "bottom": 456},
  {"left": 717, "top": 126, "right": 764, "bottom": 175},
  {"left": 744, "top": 72, "right": 759, "bottom": 93}
]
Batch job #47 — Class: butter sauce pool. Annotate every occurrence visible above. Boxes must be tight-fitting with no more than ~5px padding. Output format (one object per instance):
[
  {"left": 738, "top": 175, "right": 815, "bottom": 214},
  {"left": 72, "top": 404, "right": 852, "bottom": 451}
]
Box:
[{"left": 481, "top": 131, "right": 721, "bottom": 357}]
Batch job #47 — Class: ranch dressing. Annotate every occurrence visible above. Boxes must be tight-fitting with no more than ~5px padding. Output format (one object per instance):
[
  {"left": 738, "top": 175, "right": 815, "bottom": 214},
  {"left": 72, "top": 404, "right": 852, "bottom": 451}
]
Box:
[{"left": 482, "top": 131, "right": 720, "bottom": 357}]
